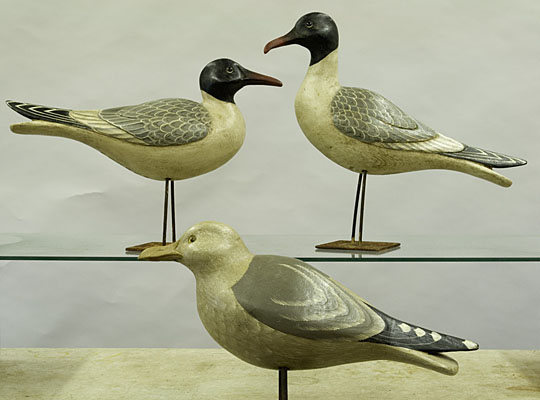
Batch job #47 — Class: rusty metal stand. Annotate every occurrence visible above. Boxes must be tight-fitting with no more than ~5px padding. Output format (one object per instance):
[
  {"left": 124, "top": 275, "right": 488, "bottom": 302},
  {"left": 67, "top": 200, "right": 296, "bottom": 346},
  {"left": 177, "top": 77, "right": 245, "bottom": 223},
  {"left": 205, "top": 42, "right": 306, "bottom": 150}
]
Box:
[
  {"left": 162, "top": 178, "right": 170, "bottom": 245},
  {"left": 358, "top": 170, "right": 368, "bottom": 242},
  {"left": 279, "top": 367, "right": 288, "bottom": 400},
  {"left": 126, "top": 178, "right": 178, "bottom": 252},
  {"left": 316, "top": 171, "right": 400, "bottom": 252},
  {"left": 350, "top": 171, "right": 363, "bottom": 241},
  {"left": 171, "top": 180, "right": 177, "bottom": 242}
]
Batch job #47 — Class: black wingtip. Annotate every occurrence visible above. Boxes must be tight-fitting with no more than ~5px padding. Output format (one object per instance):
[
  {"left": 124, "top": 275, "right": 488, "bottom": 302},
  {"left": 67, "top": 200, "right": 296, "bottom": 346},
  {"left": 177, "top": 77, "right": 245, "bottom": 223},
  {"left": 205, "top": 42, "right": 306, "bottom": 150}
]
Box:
[
  {"left": 444, "top": 145, "right": 527, "bottom": 169},
  {"left": 513, "top": 158, "right": 527, "bottom": 167},
  {"left": 5, "top": 101, "right": 88, "bottom": 129},
  {"left": 364, "top": 305, "right": 480, "bottom": 353},
  {"left": 6, "top": 100, "right": 21, "bottom": 110}
]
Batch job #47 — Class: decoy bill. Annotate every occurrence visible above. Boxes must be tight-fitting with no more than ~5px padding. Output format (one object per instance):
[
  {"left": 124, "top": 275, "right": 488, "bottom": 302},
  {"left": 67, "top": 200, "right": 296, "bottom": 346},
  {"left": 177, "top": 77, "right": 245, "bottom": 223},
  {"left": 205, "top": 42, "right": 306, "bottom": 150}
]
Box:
[
  {"left": 140, "top": 221, "right": 479, "bottom": 400},
  {"left": 264, "top": 12, "right": 527, "bottom": 252},
  {"left": 6, "top": 59, "right": 282, "bottom": 251}
]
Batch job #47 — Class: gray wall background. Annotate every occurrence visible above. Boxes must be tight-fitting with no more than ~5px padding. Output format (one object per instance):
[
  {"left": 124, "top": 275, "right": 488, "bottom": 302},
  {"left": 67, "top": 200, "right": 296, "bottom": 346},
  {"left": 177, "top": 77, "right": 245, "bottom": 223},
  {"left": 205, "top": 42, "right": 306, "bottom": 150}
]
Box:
[{"left": 0, "top": 1, "right": 539, "bottom": 349}]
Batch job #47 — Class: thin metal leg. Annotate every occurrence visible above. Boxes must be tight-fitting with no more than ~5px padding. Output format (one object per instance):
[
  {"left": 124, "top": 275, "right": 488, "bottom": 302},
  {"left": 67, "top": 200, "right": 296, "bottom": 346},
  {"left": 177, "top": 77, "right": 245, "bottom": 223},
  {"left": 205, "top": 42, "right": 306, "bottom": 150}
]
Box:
[
  {"left": 278, "top": 367, "right": 288, "bottom": 400},
  {"left": 351, "top": 173, "right": 363, "bottom": 242},
  {"left": 315, "top": 170, "right": 399, "bottom": 252},
  {"left": 358, "top": 170, "right": 368, "bottom": 243},
  {"left": 170, "top": 180, "right": 177, "bottom": 242},
  {"left": 162, "top": 179, "right": 170, "bottom": 245}
]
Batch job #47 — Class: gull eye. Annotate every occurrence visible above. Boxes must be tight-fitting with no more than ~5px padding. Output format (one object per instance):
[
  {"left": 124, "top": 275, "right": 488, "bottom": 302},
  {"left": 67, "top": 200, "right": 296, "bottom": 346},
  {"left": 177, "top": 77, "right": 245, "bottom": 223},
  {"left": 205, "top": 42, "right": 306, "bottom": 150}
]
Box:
[
  {"left": 305, "top": 20, "right": 313, "bottom": 28},
  {"left": 188, "top": 235, "right": 197, "bottom": 243},
  {"left": 225, "top": 66, "right": 234, "bottom": 74}
]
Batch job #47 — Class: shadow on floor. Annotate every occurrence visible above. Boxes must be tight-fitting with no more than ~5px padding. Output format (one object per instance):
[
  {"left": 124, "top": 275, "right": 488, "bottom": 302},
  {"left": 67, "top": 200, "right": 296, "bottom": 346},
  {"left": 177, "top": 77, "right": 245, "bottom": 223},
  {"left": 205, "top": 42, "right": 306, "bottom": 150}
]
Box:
[
  {"left": 0, "top": 350, "right": 84, "bottom": 399},
  {"left": 502, "top": 351, "right": 540, "bottom": 395}
]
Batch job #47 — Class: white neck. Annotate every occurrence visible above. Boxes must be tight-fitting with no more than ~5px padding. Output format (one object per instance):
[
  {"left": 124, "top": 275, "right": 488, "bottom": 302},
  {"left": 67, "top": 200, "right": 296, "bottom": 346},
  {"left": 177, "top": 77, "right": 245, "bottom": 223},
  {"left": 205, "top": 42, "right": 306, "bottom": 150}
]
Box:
[
  {"left": 201, "top": 90, "right": 234, "bottom": 110},
  {"left": 295, "top": 49, "right": 341, "bottom": 128},
  {"left": 304, "top": 49, "right": 340, "bottom": 87},
  {"left": 200, "top": 90, "right": 244, "bottom": 133}
]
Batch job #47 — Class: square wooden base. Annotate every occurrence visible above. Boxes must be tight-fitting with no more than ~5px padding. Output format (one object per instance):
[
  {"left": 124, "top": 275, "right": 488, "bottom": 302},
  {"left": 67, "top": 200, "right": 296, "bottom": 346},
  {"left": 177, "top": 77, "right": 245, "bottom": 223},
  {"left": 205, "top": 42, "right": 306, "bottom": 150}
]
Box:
[
  {"left": 315, "top": 240, "right": 400, "bottom": 252},
  {"left": 125, "top": 242, "right": 171, "bottom": 253}
]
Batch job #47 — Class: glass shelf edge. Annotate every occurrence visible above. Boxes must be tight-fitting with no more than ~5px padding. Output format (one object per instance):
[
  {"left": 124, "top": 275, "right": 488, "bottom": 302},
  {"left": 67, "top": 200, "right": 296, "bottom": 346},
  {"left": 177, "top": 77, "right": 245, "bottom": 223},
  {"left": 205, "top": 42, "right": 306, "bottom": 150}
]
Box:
[
  {"left": 1, "top": 233, "right": 539, "bottom": 262},
  {"left": 1, "top": 256, "right": 539, "bottom": 262}
]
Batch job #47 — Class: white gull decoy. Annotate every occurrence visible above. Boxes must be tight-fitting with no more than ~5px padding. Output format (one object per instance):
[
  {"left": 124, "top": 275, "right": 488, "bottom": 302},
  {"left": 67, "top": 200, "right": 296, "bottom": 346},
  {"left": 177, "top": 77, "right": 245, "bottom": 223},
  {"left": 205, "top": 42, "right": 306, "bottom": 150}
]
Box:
[
  {"left": 7, "top": 59, "right": 282, "bottom": 250},
  {"left": 264, "top": 12, "right": 526, "bottom": 251}
]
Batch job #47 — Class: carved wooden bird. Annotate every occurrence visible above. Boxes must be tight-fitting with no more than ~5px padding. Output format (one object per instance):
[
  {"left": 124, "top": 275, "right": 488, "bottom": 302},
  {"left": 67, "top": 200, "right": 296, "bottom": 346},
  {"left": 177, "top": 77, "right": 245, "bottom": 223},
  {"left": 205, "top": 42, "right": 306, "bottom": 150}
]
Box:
[
  {"left": 6, "top": 59, "right": 282, "bottom": 250},
  {"left": 140, "top": 221, "right": 478, "bottom": 398},
  {"left": 264, "top": 12, "right": 526, "bottom": 251}
]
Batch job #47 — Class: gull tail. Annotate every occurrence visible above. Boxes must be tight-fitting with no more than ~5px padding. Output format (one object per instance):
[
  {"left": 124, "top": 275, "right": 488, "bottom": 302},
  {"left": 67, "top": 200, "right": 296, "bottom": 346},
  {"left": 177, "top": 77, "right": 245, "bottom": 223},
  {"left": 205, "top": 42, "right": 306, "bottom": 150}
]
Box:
[
  {"left": 362, "top": 305, "right": 478, "bottom": 375},
  {"left": 444, "top": 145, "right": 527, "bottom": 169},
  {"left": 6, "top": 100, "right": 89, "bottom": 130},
  {"left": 381, "top": 345, "right": 461, "bottom": 376},
  {"left": 440, "top": 145, "right": 527, "bottom": 187}
]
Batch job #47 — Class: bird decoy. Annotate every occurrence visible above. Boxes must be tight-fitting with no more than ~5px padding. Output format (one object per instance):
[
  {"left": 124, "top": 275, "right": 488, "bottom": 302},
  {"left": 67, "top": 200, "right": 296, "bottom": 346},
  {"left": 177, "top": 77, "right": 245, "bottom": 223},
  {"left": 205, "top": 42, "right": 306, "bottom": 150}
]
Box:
[
  {"left": 6, "top": 59, "right": 282, "bottom": 251},
  {"left": 139, "top": 221, "right": 479, "bottom": 400},
  {"left": 264, "top": 12, "right": 527, "bottom": 252}
]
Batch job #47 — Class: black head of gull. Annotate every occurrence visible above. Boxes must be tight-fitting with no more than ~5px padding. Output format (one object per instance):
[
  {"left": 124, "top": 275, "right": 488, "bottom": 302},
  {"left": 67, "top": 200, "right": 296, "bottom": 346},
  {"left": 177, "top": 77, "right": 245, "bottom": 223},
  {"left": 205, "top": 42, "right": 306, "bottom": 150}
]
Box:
[
  {"left": 199, "top": 58, "right": 282, "bottom": 104},
  {"left": 264, "top": 12, "right": 339, "bottom": 66}
]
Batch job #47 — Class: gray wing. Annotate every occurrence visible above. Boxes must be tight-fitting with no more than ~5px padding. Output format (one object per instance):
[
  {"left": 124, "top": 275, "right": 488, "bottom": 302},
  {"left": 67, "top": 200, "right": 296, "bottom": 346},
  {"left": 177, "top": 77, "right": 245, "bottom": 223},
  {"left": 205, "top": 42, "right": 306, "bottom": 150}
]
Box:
[
  {"left": 232, "top": 255, "right": 384, "bottom": 340},
  {"left": 99, "top": 98, "right": 211, "bottom": 146},
  {"left": 443, "top": 145, "right": 527, "bottom": 168},
  {"left": 332, "top": 87, "right": 442, "bottom": 144}
]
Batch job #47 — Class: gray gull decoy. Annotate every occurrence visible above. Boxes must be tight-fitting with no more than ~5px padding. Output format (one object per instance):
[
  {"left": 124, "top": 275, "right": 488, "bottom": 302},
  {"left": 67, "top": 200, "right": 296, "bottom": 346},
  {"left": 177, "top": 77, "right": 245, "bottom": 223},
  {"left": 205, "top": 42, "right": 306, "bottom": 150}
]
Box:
[{"left": 140, "top": 221, "right": 479, "bottom": 399}]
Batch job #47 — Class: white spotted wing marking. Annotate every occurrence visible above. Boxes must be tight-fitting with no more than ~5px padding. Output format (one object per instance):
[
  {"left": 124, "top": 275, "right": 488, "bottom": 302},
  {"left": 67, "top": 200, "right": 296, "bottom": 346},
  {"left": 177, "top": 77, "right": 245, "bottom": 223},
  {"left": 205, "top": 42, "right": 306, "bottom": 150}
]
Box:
[
  {"left": 463, "top": 340, "right": 479, "bottom": 350},
  {"left": 398, "top": 323, "right": 411, "bottom": 333},
  {"left": 414, "top": 328, "right": 426, "bottom": 337}
]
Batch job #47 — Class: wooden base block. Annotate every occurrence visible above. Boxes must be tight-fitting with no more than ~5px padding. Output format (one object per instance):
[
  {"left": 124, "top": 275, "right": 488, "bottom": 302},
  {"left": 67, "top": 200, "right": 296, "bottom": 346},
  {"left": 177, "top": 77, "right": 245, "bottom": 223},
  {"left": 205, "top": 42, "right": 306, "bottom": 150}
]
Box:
[
  {"left": 125, "top": 242, "right": 171, "bottom": 253},
  {"left": 316, "top": 240, "right": 400, "bottom": 252}
]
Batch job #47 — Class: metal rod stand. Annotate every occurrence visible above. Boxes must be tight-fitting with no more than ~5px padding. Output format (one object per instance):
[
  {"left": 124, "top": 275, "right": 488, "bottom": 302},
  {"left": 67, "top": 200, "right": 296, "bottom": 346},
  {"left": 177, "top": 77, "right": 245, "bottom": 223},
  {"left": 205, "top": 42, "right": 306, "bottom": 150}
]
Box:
[
  {"left": 315, "top": 170, "right": 399, "bottom": 252},
  {"left": 170, "top": 180, "right": 177, "bottom": 241},
  {"left": 358, "top": 170, "right": 368, "bottom": 242},
  {"left": 124, "top": 178, "right": 179, "bottom": 252},
  {"left": 278, "top": 367, "right": 288, "bottom": 400},
  {"left": 162, "top": 179, "right": 170, "bottom": 245},
  {"left": 351, "top": 173, "right": 363, "bottom": 242}
]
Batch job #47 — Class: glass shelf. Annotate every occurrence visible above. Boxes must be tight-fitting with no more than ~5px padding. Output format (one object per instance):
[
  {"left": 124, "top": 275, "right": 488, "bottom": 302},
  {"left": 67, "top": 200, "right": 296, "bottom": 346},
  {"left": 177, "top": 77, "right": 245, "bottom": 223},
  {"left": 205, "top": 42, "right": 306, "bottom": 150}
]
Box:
[{"left": 0, "top": 233, "right": 539, "bottom": 262}]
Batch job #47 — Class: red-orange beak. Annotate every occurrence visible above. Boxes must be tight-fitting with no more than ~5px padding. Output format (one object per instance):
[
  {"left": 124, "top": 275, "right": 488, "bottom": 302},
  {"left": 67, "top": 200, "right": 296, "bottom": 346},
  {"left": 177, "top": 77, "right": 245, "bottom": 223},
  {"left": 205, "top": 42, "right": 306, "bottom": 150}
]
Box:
[
  {"left": 242, "top": 68, "right": 283, "bottom": 87},
  {"left": 264, "top": 29, "right": 298, "bottom": 54}
]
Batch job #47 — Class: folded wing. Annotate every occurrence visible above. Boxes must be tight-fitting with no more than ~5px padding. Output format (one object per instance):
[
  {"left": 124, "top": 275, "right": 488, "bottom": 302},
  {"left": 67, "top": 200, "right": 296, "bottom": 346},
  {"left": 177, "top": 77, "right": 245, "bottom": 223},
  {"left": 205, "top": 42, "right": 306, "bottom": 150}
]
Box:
[
  {"left": 233, "top": 255, "right": 385, "bottom": 341},
  {"left": 7, "top": 98, "right": 211, "bottom": 147}
]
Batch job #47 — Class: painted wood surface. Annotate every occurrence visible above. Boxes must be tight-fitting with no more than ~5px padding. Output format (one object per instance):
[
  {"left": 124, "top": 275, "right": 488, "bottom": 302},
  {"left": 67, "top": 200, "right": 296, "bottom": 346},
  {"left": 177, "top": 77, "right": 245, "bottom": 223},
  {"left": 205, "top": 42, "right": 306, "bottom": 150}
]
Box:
[
  {"left": 266, "top": 12, "right": 526, "bottom": 188},
  {"left": 7, "top": 59, "right": 282, "bottom": 181},
  {"left": 139, "top": 222, "right": 477, "bottom": 376}
]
